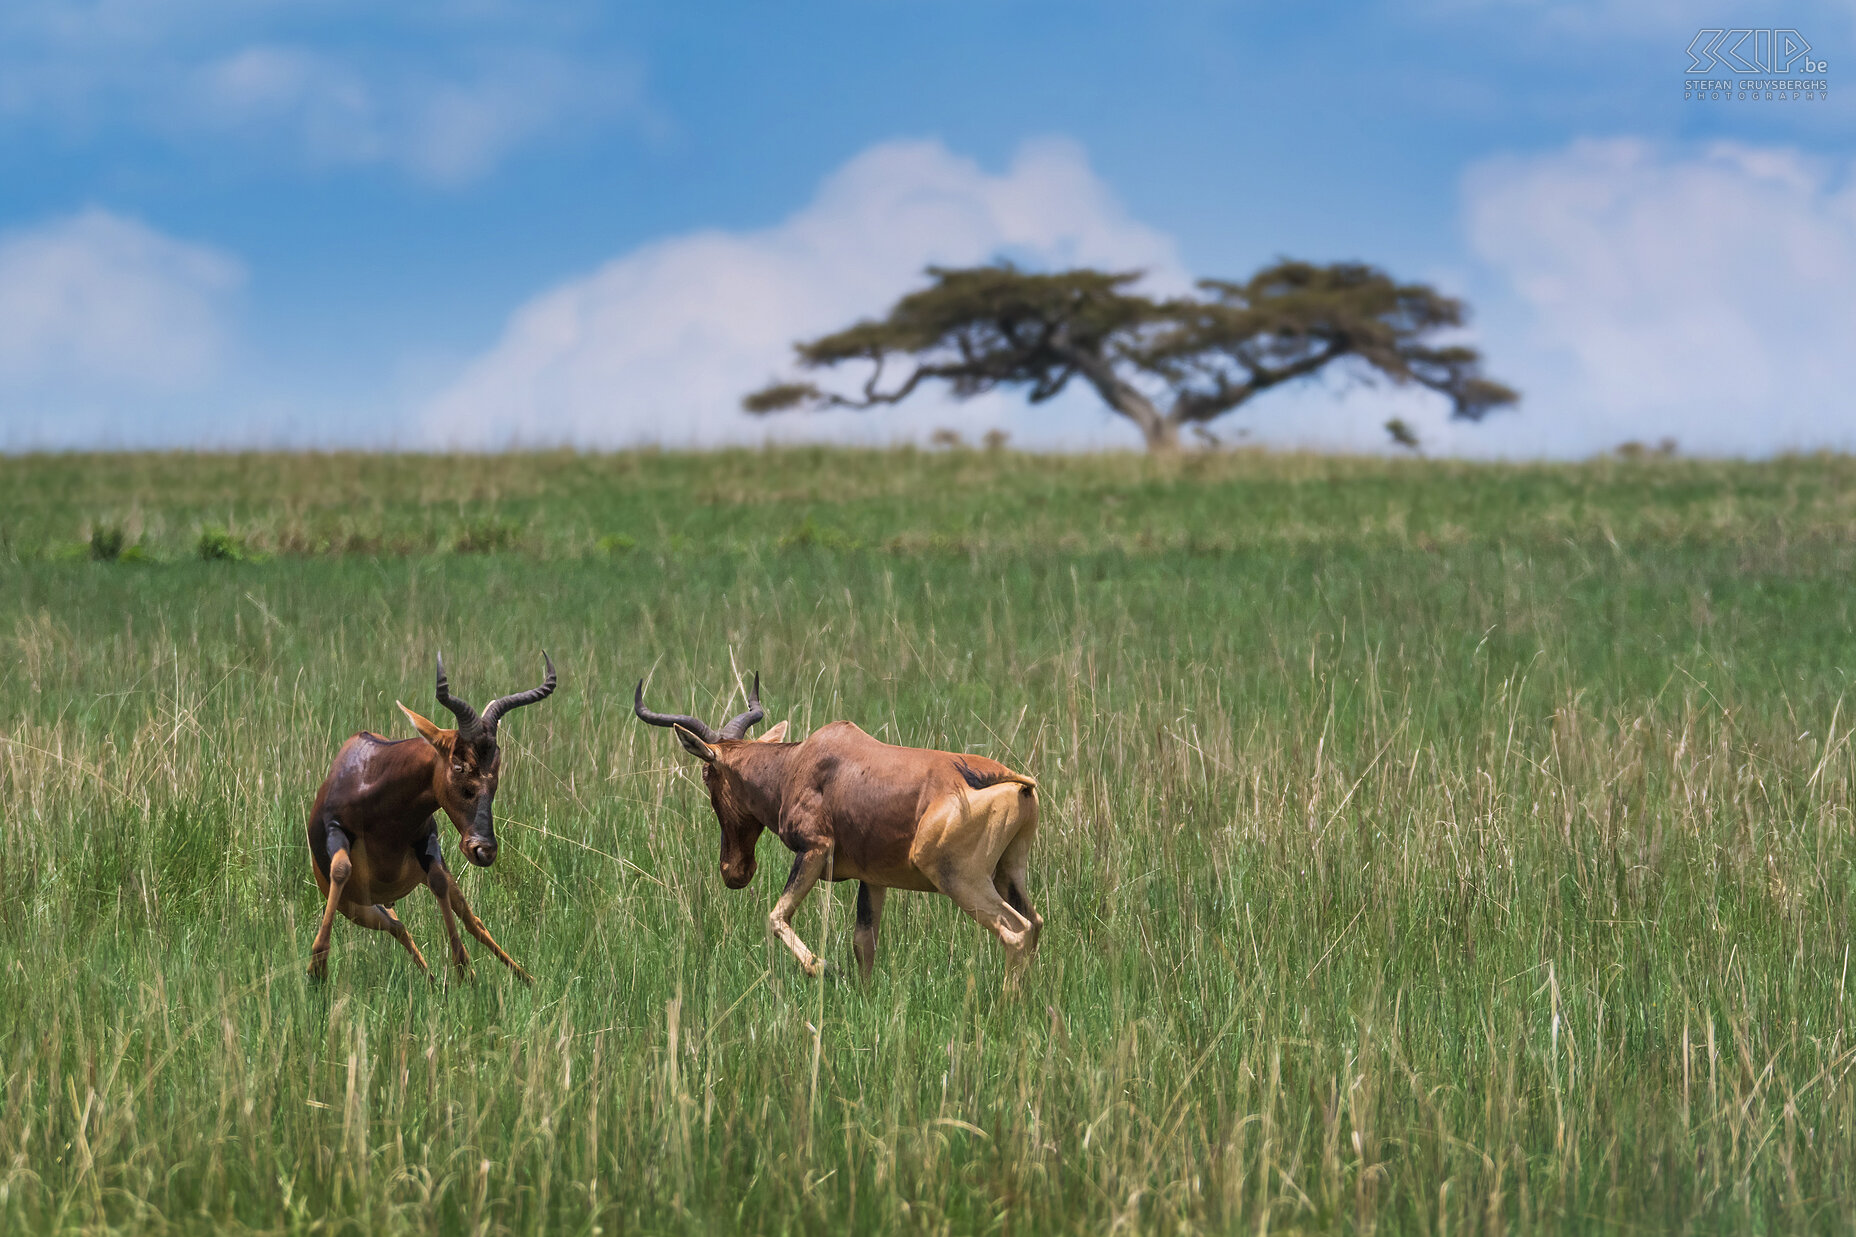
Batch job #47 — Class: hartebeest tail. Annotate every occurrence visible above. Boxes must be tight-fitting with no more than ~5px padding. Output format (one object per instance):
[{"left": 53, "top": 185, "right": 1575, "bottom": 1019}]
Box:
[
  {"left": 954, "top": 760, "right": 1038, "bottom": 793},
  {"left": 305, "top": 651, "right": 556, "bottom": 982},
  {"left": 636, "top": 674, "right": 1042, "bottom": 980}
]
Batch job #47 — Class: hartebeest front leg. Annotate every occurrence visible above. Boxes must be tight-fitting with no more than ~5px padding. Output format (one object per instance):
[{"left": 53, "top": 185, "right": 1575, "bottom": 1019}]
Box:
[
  {"left": 417, "top": 832, "right": 472, "bottom": 975},
  {"left": 769, "top": 848, "right": 830, "bottom": 977},
  {"left": 339, "top": 903, "right": 431, "bottom": 976},
  {"left": 420, "top": 836, "right": 531, "bottom": 984},
  {"left": 443, "top": 878, "right": 532, "bottom": 984},
  {"left": 853, "top": 882, "right": 886, "bottom": 980},
  {"left": 427, "top": 866, "right": 472, "bottom": 975},
  {"left": 308, "top": 822, "right": 352, "bottom": 979}
]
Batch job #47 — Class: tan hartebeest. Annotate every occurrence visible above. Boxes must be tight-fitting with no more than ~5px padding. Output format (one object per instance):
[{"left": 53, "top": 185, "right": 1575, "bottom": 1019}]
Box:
[
  {"left": 305, "top": 653, "right": 554, "bottom": 982},
  {"left": 636, "top": 675, "right": 1042, "bottom": 978}
]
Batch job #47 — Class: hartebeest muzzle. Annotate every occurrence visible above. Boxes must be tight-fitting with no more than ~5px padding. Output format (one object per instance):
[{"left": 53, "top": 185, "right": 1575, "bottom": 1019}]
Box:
[
  {"left": 720, "top": 853, "right": 756, "bottom": 889},
  {"left": 635, "top": 673, "right": 770, "bottom": 887},
  {"left": 461, "top": 803, "right": 499, "bottom": 867}
]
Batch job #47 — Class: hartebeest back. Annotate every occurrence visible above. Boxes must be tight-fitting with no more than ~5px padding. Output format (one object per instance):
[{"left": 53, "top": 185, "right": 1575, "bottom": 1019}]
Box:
[
  {"left": 305, "top": 652, "right": 555, "bottom": 981},
  {"left": 636, "top": 674, "right": 1042, "bottom": 978}
]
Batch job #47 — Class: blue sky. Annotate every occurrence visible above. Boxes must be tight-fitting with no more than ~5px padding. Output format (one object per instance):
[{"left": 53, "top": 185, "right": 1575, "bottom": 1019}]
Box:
[{"left": 1, "top": 0, "right": 1852, "bottom": 454}]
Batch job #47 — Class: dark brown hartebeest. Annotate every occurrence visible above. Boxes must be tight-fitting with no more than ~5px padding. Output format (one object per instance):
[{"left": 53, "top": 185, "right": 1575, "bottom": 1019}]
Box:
[
  {"left": 636, "top": 675, "right": 1042, "bottom": 979},
  {"left": 305, "top": 652, "right": 555, "bottom": 982}
]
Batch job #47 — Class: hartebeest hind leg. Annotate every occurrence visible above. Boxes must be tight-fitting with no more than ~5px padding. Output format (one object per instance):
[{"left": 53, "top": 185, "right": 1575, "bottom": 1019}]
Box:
[
  {"left": 769, "top": 849, "right": 830, "bottom": 976},
  {"left": 308, "top": 823, "right": 353, "bottom": 979},
  {"left": 853, "top": 882, "right": 886, "bottom": 980},
  {"left": 995, "top": 877, "right": 1041, "bottom": 954},
  {"left": 992, "top": 814, "right": 1042, "bottom": 953},
  {"left": 917, "top": 787, "right": 1038, "bottom": 977},
  {"left": 938, "top": 872, "right": 1035, "bottom": 965}
]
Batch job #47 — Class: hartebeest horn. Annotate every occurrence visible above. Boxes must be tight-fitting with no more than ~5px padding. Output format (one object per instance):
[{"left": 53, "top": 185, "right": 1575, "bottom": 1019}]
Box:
[
  {"left": 434, "top": 652, "right": 481, "bottom": 734},
  {"left": 481, "top": 651, "right": 556, "bottom": 733},
  {"left": 719, "top": 672, "right": 764, "bottom": 740},
  {"left": 634, "top": 680, "right": 721, "bottom": 743}
]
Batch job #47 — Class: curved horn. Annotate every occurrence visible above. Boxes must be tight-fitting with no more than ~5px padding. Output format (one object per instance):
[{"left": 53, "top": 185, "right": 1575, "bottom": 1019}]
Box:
[
  {"left": 434, "top": 652, "right": 481, "bottom": 733},
  {"left": 481, "top": 650, "right": 557, "bottom": 732},
  {"left": 634, "top": 679, "right": 720, "bottom": 743},
  {"left": 718, "top": 671, "right": 764, "bottom": 740}
]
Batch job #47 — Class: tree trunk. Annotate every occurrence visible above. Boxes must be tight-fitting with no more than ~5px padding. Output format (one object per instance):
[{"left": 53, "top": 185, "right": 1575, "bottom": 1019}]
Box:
[
  {"left": 1141, "top": 418, "right": 1181, "bottom": 452},
  {"left": 1068, "top": 353, "right": 1178, "bottom": 452}
]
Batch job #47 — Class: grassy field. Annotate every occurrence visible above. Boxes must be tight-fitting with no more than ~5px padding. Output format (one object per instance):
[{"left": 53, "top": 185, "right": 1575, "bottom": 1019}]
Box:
[{"left": 4, "top": 448, "right": 1856, "bottom": 1234}]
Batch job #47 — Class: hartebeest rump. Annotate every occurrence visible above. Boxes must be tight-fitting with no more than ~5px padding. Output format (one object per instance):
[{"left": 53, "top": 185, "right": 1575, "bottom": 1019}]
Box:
[
  {"left": 636, "top": 675, "right": 1042, "bottom": 978},
  {"left": 305, "top": 653, "right": 555, "bottom": 982}
]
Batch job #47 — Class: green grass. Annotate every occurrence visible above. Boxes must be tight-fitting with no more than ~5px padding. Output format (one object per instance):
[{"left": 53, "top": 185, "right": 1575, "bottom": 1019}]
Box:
[{"left": 3, "top": 448, "right": 1855, "bottom": 1234}]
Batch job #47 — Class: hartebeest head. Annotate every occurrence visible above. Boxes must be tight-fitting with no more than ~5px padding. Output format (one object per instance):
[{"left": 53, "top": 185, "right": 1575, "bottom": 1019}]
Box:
[
  {"left": 635, "top": 673, "right": 790, "bottom": 888},
  {"left": 398, "top": 651, "right": 556, "bottom": 868}
]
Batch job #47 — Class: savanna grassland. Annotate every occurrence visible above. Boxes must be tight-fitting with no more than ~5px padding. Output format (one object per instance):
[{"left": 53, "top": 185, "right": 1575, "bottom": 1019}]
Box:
[{"left": 5, "top": 447, "right": 1856, "bottom": 1235}]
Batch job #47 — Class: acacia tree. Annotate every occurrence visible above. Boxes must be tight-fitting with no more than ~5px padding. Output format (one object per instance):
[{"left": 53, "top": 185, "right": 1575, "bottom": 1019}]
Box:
[{"left": 744, "top": 260, "right": 1517, "bottom": 451}]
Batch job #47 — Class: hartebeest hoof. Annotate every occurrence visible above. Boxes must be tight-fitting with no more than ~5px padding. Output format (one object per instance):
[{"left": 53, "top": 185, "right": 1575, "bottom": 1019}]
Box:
[{"left": 783, "top": 946, "right": 827, "bottom": 979}]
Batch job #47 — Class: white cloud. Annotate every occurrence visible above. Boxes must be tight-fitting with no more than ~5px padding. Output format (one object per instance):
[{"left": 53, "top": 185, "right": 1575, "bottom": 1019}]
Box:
[
  {"left": 1461, "top": 139, "right": 1856, "bottom": 456},
  {"left": 191, "top": 44, "right": 636, "bottom": 185},
  {"left": 0, "top": 2, "right": 648, "bottom": 185},
  {"left": 424, "top": 137, "right": 1190, "bottom": 449},
  {"left": 0, "top": 208, "right": 243, "bottom": 391}
]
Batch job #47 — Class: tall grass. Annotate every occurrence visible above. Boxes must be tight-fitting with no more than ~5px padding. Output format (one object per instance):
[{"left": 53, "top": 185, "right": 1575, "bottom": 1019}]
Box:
[{"left": 2, "top": 450, "right": 1854, "bottom": 1233}]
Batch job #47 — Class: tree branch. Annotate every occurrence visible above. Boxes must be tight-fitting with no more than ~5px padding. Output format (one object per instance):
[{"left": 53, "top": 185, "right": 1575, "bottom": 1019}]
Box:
[{"left": 1169, "top": 342, "right": 1348, "bottom": 424}]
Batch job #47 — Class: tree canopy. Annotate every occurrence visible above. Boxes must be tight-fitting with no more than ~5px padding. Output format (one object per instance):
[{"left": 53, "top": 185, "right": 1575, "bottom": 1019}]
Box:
[{"left": 744, "top": 260, "right": 1518, "bottom": 451}]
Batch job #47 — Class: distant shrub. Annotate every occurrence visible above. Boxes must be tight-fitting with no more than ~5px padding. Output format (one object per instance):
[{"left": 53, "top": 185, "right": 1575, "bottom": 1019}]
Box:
[
  {"left": 453, "top": 518, "right": 521, "bottom": 554},
  {"left": 273, "top": 528, "right": 387, "bottom": 557},
  {"left": 196, "top": 526, "right": 250, "bottom": 562},
  {"left": 88, "top": 525, "right": 127, "bottom": 561},
  {"left": 1384, "top": 418, "right": 1421, "bottom": 452},
  {"left": 929, "top": 428, "right": 965, "bottom": 449},
  {"left": 982, "top": 428, "right": 1010, "bottom": 451},
  {"left": 595, "top": 533, "right": 637, "bottom": 555},
  {"left": 1615, "top": 439, "right": 1675, "bottom": 461},
  {"left": 778, "top": 517, "right": 858, "bottom": 550}
]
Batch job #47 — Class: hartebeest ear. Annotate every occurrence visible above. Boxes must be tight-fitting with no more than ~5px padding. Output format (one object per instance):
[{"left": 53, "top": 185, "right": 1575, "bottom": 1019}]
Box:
[
  {"left": 397, "top": 701, "right": 450, "bottom": 749},
  {"left": 756, "top": 720, "right": 790, "bottom": 743},
  {"left": 672, "top": 724, "right": 717, "bottom": 764}
]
